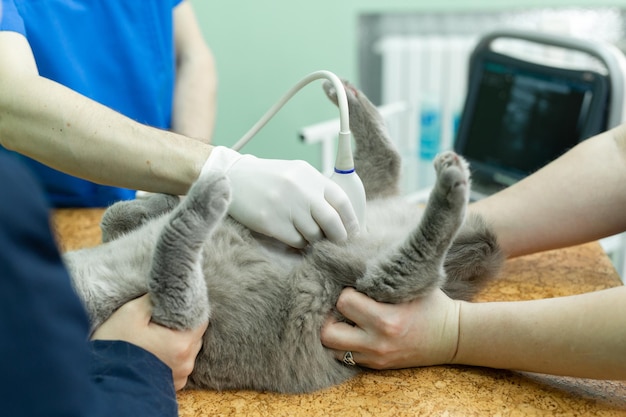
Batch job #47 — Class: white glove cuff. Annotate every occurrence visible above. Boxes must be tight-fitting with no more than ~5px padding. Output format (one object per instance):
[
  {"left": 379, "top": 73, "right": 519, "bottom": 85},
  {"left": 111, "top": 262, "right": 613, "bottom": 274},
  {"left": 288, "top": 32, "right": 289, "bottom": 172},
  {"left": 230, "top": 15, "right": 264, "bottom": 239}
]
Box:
[{"left": 201, "top": 146, "right": 245, "bottom": 176}]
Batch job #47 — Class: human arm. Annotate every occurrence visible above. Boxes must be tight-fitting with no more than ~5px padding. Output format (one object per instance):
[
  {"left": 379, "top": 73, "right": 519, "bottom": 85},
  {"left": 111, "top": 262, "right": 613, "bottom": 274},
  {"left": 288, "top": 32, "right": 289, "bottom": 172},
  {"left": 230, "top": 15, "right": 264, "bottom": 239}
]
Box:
[
  {"left": 454, "top": 286, "right": 626, "bottom": 379},
  {"left": 0, "top": 30, "right": 210, "bottom": 196},
  {"left": 322, "top": 287, "right": 626, "bottom": 380},
  {"left": 0, "top": 30, "right": 357, "bottom": 246},
  {"left": 471, "top": 125, "right": 626, "bottom": 258},
  {"left": 0, "top": 155, "right": 180, "bottom": 416},
  {"left": 171, "top": 1, "right": 217, "bottom": 142},
  {"left": 321, "top": 125, "right": 626, "bottom": 378}
]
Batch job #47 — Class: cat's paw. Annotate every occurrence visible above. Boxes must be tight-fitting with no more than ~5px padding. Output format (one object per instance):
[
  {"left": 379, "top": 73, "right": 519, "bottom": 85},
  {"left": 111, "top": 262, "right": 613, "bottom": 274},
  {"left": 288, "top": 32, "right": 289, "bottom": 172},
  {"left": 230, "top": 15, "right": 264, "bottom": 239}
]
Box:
[
  {"left": 433, "top": 151, "right": 470, "bottom": 206},
  {"left": 188, "top": 173, "right": 232, "bottom": 221},
  {"left": 322, "top": 79, "right": 385, "bottom": 131},
  {"left": 322, "top": 79, "right": 359, "bottom": 108}
]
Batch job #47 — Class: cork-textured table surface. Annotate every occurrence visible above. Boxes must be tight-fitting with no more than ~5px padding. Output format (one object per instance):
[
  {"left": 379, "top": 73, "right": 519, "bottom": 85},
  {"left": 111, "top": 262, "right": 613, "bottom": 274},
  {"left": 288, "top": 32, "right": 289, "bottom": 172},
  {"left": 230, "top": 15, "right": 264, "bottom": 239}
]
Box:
[{"left": 52, "top": 208, "right": 626, "bottom": 416}]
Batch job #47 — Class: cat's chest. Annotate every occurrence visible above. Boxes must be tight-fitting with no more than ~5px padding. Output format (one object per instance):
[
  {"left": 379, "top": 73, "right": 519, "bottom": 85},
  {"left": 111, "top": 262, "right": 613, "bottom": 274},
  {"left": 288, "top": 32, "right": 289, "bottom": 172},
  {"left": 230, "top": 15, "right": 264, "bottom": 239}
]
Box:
[{"left": 364, "top": 199, "right": 423, "bottom": 240}]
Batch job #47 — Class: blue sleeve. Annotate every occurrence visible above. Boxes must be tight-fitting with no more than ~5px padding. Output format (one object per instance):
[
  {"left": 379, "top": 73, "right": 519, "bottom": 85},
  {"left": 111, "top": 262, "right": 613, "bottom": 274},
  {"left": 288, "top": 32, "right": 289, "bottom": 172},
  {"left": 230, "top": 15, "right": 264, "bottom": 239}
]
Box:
[
  {"left": 0, "top": 0, "right": 26, "bottom": 34},
  {"left": 0, "top": 153, "right": 178, "bottom": 417},
  {"left": 90, "top": 341, "right": 179, "bottom": 415}
]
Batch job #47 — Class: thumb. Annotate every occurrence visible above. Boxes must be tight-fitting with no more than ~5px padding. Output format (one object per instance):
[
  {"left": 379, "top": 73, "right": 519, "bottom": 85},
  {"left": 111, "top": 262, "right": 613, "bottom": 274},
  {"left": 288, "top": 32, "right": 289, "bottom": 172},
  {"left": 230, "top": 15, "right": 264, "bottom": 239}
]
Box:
[
  {"left": 122, "top": 293, "right": 153, "bottom": 324},
  {"left": 335, "top": 287, "right": 380, "bottom": 328}
]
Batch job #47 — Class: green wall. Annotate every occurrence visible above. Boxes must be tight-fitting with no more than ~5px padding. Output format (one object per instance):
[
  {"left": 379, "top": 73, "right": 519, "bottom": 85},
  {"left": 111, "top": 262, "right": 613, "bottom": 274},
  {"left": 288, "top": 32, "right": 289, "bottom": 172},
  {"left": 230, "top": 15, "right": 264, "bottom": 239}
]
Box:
[{"left": 191, "top": 0, "right": 626, "bottom": 168}]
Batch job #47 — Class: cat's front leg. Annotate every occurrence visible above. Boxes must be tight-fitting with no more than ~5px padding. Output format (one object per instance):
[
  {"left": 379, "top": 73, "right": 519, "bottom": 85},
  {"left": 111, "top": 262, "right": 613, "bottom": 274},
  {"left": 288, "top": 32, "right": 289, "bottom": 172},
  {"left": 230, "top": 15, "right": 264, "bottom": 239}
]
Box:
[{"left": 355, "top": 151, "right": 470, "bottom": 303}]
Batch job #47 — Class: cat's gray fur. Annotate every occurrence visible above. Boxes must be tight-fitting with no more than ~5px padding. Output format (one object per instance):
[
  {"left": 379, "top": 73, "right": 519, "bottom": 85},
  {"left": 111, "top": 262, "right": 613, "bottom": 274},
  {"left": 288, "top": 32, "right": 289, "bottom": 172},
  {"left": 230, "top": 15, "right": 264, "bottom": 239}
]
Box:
[{"left": 63, "top": 80, "right": 503, "bottom": 393}]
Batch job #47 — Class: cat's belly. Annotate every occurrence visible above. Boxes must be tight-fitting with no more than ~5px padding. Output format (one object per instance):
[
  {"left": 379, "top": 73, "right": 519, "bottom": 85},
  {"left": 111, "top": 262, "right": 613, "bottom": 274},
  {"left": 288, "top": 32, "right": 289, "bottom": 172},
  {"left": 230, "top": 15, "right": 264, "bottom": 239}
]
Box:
[{"left": 253, "top": 231, "right": 304, "bottom": 269}]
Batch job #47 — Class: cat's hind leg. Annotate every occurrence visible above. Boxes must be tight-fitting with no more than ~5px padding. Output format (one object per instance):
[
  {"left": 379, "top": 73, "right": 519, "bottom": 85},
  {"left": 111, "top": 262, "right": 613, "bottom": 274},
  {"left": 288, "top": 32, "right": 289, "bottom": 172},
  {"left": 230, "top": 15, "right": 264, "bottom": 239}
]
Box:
[
  {"left": 443, "top": 212, "right": 504, "bottom": 300},
  {"left": 322, "top": 80, "right": 401, "bottom": 199},
  {"left": 355, "top": 151, "right": 469, "bottom": 303},
  {"left": 101, "top": 194, "right": 180, "bottom": 242},
  {"left": 149, "top": 173, "right": 231, "bottom": 330}
]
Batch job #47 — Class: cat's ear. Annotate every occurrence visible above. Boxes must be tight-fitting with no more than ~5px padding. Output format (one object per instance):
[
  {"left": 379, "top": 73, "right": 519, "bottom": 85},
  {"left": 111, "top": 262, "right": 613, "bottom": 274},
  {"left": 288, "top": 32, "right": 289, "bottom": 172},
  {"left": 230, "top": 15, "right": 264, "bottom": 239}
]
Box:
[
  {"left": 100, "top": 194, "right": 179, "bottom": 242},
  {"left": 149, "top": 174, "right": 231, "bottom": 330}
]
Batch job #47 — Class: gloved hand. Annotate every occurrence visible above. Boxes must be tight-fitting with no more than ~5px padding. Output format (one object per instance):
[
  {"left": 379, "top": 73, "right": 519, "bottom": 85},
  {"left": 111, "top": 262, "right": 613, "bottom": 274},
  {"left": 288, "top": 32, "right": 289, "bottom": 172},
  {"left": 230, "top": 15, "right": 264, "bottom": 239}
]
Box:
[{"left": 201, "top": 146, "right": 359, "bottom": 248}]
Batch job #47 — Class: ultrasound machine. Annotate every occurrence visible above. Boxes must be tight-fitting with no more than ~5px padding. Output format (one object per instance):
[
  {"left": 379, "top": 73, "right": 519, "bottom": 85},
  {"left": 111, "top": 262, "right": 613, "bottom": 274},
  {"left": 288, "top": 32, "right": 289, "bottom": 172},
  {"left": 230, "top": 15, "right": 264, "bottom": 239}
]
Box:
[{"left": 454, "top": 29, "right": 626, "bottom": 199}]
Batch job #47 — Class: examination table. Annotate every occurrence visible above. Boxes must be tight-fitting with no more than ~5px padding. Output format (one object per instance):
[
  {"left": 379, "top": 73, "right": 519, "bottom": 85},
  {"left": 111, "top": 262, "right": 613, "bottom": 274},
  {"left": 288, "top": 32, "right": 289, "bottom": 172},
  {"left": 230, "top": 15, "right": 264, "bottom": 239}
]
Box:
[{"left": 53, "top": 208, "right": 626, "bottom": 416}]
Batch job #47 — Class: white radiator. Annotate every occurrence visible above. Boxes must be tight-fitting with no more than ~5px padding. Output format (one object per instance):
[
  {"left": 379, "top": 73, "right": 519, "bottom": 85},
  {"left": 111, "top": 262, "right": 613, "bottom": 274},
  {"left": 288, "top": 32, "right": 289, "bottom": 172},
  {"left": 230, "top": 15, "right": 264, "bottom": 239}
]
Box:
[
  {"left": 370, "top": 35, "right": 479, "bottom": 192},
  {"left": 375, "top": 35, "right": 478, "bottom": 159}
]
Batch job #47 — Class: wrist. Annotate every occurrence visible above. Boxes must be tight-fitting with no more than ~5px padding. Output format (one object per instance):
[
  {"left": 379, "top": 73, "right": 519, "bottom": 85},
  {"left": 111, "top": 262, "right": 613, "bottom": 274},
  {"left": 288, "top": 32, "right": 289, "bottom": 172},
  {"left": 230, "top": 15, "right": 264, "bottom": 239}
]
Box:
[
  {"left": 450, "top": 300, "right": 502, "bottom": 368},
  {"left": 448, "top": 300, "right": 466, "bottom": 365},
  {"left": 201, "top": 146, "right": 247, "bottom": 177}
]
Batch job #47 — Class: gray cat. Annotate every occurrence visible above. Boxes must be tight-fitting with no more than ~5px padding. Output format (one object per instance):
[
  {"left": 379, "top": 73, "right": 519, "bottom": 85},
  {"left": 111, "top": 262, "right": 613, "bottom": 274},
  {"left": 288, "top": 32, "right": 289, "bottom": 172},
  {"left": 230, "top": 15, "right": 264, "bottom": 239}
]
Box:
[{"left": 63, "top": 81, "right": 503, "bottom": 393}]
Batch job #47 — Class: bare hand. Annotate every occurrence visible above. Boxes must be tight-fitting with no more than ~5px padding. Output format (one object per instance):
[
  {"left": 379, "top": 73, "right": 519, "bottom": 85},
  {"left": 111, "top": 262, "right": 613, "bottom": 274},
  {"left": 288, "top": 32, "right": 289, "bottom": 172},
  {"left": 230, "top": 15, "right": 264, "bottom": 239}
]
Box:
[
  {"left": 320, "top": 288, "right": 461, "bottom": 369},
  {"left": 91, "top": 294, "right": 208, "bottom": 390}
]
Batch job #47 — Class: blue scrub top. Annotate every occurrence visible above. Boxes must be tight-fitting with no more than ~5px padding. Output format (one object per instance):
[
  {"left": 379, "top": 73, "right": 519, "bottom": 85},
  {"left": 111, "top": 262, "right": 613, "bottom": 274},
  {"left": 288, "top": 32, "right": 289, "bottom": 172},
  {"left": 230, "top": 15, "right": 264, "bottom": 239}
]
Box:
[{"left": 0, "top": 0, "right": 182, "bottom": 207}]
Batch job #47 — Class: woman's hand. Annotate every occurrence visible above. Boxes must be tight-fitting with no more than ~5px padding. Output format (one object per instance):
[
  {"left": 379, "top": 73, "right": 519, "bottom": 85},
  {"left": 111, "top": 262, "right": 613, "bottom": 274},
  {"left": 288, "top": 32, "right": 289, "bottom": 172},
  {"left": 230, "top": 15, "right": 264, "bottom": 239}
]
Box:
[
  {"left": 321, "top": 288, "right": 461, "bottom": 369},
  {"left": 91, "top": 294, "right": 208, "bottom": 390}
]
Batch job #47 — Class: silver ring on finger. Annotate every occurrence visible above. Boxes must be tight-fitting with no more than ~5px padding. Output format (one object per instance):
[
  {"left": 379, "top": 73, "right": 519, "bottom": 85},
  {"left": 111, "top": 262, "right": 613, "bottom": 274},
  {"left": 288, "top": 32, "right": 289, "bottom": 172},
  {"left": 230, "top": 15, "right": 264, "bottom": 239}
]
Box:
[{"left": 342, "top": 350, "right": 356, "bottom": 366}]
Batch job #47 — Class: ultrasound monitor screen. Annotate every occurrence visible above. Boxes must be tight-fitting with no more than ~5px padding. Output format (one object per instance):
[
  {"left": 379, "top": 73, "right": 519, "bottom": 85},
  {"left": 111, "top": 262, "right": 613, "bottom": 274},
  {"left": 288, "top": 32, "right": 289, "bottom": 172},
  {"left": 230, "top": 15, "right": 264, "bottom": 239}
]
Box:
[{"left": 458, "top": 59, "right": 608, "bottom": 181}]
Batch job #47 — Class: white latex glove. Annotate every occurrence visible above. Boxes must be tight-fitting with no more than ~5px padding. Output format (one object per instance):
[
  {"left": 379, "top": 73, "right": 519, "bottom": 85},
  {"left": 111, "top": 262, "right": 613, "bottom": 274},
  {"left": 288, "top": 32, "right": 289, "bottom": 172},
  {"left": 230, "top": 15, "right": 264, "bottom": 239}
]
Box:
[{"left": 202, "top": 146, "right": 359, "bottom": 248}]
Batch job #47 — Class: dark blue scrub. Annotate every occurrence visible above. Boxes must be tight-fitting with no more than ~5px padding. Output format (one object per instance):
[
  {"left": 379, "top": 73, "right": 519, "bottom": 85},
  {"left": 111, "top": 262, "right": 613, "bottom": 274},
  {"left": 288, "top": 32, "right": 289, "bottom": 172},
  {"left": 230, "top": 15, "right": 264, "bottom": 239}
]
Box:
[
  {"left": 0, "top": 152, "right": 179, "bottom": 417},
  {"left": 0, "top": 0, "right": 182, "bottom": 208}
]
